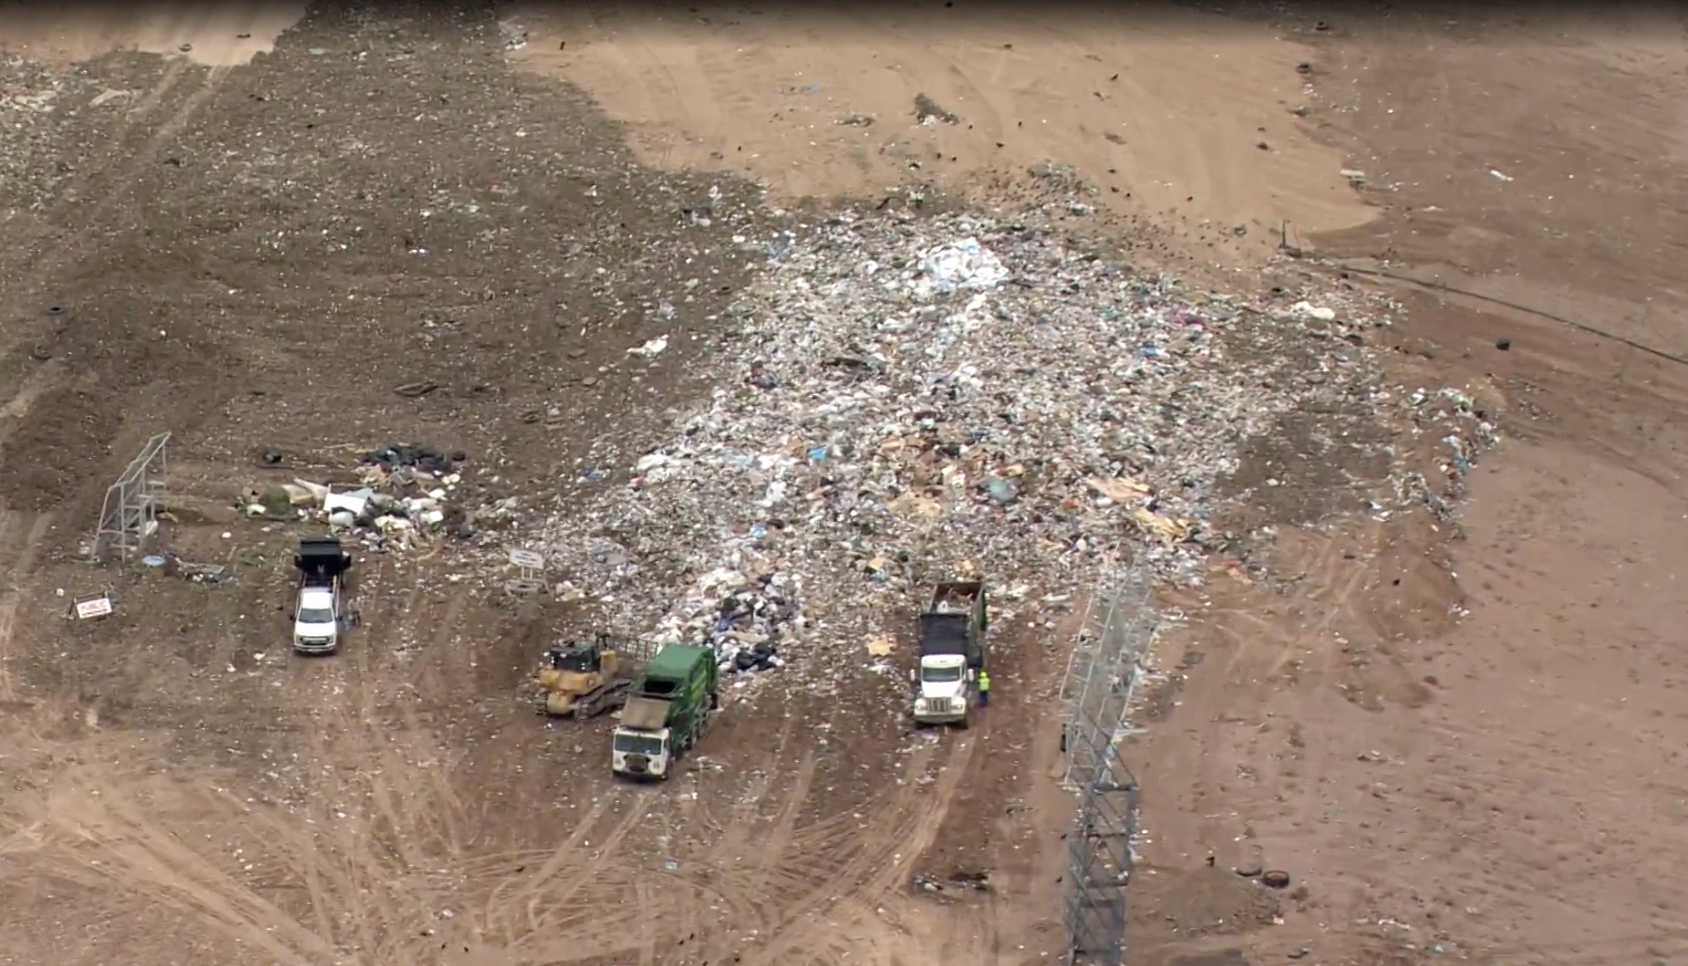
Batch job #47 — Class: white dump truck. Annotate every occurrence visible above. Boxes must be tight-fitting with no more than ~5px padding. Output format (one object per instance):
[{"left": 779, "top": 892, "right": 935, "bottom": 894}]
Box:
[{"left": 910, "top": 579, "right": 989, "bottom": 728}]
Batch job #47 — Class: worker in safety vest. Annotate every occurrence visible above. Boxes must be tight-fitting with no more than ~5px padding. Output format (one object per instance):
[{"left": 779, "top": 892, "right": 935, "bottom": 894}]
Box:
[{"left": 977, "top": 669, "right": 992, "bottom": 708}]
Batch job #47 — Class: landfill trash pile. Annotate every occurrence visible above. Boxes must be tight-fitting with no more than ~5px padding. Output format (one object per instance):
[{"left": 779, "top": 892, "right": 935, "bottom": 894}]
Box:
[
  {"left": 245, "top": 443, "right": 487, "bottom": 551},
  {"left": 650, "top": 576, "right": 799, "bottom": 676},
  {"left": 516, "top": 211, "right": 1412, "bottom": 688}
]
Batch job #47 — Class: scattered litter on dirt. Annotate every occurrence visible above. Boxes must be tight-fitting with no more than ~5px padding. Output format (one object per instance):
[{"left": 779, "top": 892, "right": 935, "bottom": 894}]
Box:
[
  {"left": 1392, "top": 387, "right": 1502, "bottom": 523},
  {"left": 0, "top": 55, "right": 82, "bottom": 211}
]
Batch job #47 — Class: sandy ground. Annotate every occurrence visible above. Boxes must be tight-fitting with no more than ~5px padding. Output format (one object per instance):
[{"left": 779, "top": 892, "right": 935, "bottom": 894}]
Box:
[
  {"left": 502, "top": 3, "right": 1374, "bottom": 260},
  {"left": 2, "top": 4, "right": 1688, "bottom": 966}
]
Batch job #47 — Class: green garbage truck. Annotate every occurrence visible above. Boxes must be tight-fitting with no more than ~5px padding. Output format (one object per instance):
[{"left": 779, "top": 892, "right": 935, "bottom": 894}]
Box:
[{"left": 611, "top": 643, "right": 719, "bottom": 781}]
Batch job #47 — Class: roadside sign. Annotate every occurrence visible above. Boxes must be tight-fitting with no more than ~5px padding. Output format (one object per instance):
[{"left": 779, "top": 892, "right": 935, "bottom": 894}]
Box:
[
  {"left": 73, "top": 593, "right": 114, "bottom": 620},
  {"left": 507, "top": 549, "right": 546, "bottom": 570}
]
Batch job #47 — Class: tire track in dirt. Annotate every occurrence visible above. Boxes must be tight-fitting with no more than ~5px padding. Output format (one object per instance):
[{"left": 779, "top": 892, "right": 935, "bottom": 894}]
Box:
[
  {"left": 0, "top": 58, "right": 187, "bottom": 287},
  {"left": 359, "top": 576, "right": 474, "bottom": 877},
  {"left": 579, "top": 6, "right": 706, "bottom": 169},
  {"left": 750, "top": 747, "right": 817, "bottom": 890},
  {"left": 794, "top": 735, "right": 982, "bottom": 966},
  {"left": 634, "top": 877, "right": 660, "bottom": 966},
  {"left": 298, "top": 560, "right": 490, "bottom": 961},
  {"left": 697, "top": 706, "right": 800, "bottom": 879},
  {"left": 338, "top": 557, "right": 484, "bottom": 960},
  {"left": 14, "top": 769, "right": 338, "bottom": 965},
  {"left": 0, "top": 511, "right": 52, "bottom": 703},
  {"left": 481, "top": 792, "right": 615, "bottom": 945},
  {"left": 521, "top": 789, "right": 655, "bottom": 932},
  {"left": 1153, "top": 522, "right": 1390, "bottom": 897},
  {"left": 0, "top": 56, "right": 209, "bottom": 313},
  {"left": 205, "top": 785, "right": 363, "bottom": 954},
  {"left": 736, "top": 734, "right": 980, "bottom": 966},
  {"left": 277, "top": 554, "right": 418, "bottom": 958},
  {"left": 0, "top": 361, "right": 61, "bottom": 451},
  {"left": 0, "top": 58, "right": 225, "bottom": 520},
  {"left": 504, "top": 789, "right": 659, "bottom": 960},
  {"left": 673, "top": 712, "right": 817, "bottom": 965}
]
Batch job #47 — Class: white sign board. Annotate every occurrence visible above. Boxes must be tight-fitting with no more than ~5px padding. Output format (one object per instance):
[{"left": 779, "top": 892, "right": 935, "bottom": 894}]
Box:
[
  {"left": 74, "top": 595, "right": 114, "bottom": 620},
  {"left": 507, "top": 549, "right": 546, "bottom": 570}
]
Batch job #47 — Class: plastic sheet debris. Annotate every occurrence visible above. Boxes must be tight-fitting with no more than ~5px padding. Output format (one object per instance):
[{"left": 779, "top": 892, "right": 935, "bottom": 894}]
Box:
[
  {"left": 1289, "top": 301, "right": 1337, "bottom": 322},
  {"left": 914, "top": 237, "right": 1009, "bottom": 296},
  {"left": 628, "top": 336, "right": 669, "bottom": 358}
]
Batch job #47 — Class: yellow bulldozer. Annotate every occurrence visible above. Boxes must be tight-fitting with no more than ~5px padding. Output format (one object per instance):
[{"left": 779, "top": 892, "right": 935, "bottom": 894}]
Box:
[{"left": 535, "top": 634, "right": 634, "bottom": 719}]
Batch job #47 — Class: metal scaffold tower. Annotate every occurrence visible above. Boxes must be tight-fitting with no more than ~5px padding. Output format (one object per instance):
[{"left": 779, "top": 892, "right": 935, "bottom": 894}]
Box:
[{"left": 93, "top": 432, "right": 171, "bottom": 564}]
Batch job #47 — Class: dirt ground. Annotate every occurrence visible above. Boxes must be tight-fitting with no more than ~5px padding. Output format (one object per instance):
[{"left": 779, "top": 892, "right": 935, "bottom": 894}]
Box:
[{"left": 2, "top": 5, "right": 1687, "bottom": 966}]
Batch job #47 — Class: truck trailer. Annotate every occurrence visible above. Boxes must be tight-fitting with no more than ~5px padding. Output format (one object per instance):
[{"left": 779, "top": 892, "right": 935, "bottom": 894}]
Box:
[
  {"left": 910, "top": 579, "right": 988, "bottom": 727},
  {"left": 611, "top": 643, "right": 718, "bottom": 780}
]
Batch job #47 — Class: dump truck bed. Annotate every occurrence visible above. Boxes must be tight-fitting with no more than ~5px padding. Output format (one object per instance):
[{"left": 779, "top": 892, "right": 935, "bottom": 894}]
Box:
[
  {"left": 919, "top": 613, "right": 972, "bottom": 655},
  {"left": 929, "top": 579, "right": 983, "bottom": 614},
  {"left": 295, "top": 537, "right": 351, "bottom": 580},
  {"left": 620, "top": 695, "right": 671, "bottom": 730}
]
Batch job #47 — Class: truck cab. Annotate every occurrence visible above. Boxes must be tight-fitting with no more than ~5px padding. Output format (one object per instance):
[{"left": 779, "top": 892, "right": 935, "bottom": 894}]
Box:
[
  {"left": 293, "top": 537, "right": 352, "bottom": 655},
  {"left": 911, "top": 580, "right": 988, "bottom": 727},
  {"left": 611, "top": 702, "right": 673, "bottom": 778},
  {"left": 913, "top": 652, "right": 973, "bottom": 724}
]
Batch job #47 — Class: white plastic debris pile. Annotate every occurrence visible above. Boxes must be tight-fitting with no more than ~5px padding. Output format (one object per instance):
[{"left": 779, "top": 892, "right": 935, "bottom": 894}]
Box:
[
  {"left": 913, "top": 236, "right": 1010, "bottom": 296},
  {"left": 243, "top": 443, "right": 484, "bottom": 552},
  {"left": 513, "top": 210, "right": 1402, "bottom": 692}
]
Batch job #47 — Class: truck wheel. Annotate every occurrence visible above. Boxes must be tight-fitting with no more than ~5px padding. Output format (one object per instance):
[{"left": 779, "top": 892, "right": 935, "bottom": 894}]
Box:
[{"left": 955, "top": 715, "right": 971, "bottom": 731}]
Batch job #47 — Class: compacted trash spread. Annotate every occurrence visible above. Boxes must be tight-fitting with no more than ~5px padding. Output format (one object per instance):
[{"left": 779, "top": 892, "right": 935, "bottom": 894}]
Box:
[{"left": 509, "top": 209, "right": 1494, "bottom": 693}]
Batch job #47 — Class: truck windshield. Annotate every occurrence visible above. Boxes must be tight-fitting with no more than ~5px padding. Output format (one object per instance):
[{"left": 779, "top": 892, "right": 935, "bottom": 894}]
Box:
[
  {"left": 297, "top": 607, "right": 335, "bottom": 625},
  {"left": 922, "top": 665, "right": 964, "bottom": 683},
  {"left": 614, "top": 733, "right": 664, "bottom": 756}
]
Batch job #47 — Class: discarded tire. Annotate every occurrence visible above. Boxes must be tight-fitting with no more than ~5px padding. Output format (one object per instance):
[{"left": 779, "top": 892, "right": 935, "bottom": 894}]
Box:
[
  {"left": 504, "top": 577, "right": 544, "bottom": 596},
  {"left": 1261, "top": 870, "right": 1292, "bottom": 889},
  {"left": 42, "top": 304, "right": 66, "bottom": 316}
]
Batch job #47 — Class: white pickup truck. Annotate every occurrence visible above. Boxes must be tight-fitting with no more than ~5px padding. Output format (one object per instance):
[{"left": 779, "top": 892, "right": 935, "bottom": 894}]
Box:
[{"left": 293, "top": 537, "right": 352, "bottom": 655}]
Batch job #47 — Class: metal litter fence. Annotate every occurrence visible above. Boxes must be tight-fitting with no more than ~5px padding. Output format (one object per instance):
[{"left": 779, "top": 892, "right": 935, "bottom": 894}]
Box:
[{"left": 1058, "top": 562, "right": 1157, "bottom": 966}]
